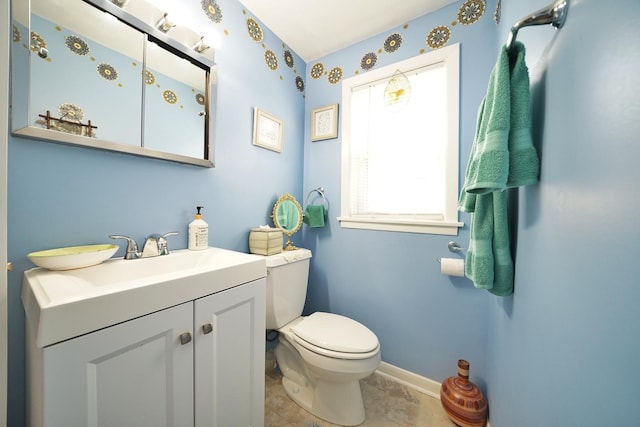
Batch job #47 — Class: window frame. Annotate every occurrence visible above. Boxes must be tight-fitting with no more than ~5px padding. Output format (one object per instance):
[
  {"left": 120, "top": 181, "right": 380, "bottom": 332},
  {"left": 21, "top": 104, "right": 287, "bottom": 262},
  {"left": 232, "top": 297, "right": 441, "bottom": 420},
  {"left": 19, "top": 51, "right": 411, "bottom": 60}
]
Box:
[{"left": 338, "top": 43, "right": 463, "bottom": 235}]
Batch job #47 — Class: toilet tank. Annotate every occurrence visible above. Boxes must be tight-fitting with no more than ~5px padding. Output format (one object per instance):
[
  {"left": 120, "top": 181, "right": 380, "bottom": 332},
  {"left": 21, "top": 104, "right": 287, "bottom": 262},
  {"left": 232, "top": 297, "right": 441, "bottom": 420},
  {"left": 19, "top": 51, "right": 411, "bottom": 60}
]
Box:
[{"left": 265, "top": 248, "right": 312, "bottom": 330}]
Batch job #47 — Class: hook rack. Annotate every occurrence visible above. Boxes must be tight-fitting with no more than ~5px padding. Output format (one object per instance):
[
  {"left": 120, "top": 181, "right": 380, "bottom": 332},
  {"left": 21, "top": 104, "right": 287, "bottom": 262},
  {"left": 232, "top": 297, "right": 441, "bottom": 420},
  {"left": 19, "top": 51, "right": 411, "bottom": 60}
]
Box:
[
  {"left": 306, "top": 187, "right": 329, "bottom": 211},
  {"left": 505, "top": 0, "right": 569, "bottom": 51}
]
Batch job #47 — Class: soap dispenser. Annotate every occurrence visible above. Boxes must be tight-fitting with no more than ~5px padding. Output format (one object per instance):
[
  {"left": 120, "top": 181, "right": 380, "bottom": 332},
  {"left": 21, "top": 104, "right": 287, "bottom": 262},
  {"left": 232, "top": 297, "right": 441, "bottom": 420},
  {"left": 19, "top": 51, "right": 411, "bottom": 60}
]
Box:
[{"left": 188, "top": 206, "right": 209, "bottom": 250}]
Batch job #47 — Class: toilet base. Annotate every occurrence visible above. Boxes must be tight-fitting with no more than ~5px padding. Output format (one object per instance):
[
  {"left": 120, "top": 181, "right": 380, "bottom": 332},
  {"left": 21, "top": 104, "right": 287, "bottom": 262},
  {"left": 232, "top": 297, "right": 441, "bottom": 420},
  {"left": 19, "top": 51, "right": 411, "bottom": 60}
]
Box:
[{"left": 281, "top": 375, "right": 366, "bottom": 426}]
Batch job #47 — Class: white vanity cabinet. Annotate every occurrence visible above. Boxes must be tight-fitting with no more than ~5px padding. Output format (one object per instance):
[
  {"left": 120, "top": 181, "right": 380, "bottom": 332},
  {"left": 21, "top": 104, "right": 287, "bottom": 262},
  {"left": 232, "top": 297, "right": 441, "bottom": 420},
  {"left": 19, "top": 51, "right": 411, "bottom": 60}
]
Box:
[
  {"left": 194, "top": 279, "right": 265, "bottom": 427},
  {"left": 30, "top": 278, "right": 265, "bottom": 427},
  {"left": 22, "top": 248, "right": 267, "bottom": 427},
  {"left": 37, "top": 301, "right": 195, "bottom": 426}
]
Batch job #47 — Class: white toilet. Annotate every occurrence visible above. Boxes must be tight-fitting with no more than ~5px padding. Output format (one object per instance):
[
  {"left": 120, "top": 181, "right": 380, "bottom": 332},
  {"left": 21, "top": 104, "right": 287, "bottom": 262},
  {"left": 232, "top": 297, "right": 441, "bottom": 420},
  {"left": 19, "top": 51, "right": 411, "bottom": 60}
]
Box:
[{"left": 265, "top": 248, "right": 381, "bottom": 426}]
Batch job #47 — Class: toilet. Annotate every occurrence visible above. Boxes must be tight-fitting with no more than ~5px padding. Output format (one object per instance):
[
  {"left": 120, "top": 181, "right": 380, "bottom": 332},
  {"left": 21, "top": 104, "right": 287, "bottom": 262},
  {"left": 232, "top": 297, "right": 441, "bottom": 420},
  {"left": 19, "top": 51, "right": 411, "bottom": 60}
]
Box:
[{"left": 265, "top": 249, "right": 381, "bottom": 426}]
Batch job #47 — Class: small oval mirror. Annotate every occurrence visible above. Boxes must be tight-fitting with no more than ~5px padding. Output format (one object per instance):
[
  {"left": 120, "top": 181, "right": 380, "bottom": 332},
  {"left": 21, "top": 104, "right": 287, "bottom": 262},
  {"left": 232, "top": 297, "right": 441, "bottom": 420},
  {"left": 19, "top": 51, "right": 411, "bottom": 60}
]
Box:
[{"left": 271, "top": 193, "right": 303, "bottom": 250}]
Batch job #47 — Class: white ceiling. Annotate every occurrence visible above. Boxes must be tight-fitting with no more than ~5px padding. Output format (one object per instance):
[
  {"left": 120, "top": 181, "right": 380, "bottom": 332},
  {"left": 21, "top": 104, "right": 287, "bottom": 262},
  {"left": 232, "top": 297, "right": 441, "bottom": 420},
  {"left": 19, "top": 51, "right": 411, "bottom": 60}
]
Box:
[{"left": 237, "top": 0, "right": 458, "bottom": 62}]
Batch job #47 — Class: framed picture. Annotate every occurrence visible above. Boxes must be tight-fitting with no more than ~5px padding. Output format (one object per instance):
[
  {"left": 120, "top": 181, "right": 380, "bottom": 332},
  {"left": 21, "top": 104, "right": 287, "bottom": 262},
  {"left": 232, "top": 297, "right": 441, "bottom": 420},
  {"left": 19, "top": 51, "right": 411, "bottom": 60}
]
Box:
[
  {"left": 311, "top": 103, "right": 339, "bottom": 141},
  {"left": 253, "top": 108, "right": 283, "bottom": 152}
]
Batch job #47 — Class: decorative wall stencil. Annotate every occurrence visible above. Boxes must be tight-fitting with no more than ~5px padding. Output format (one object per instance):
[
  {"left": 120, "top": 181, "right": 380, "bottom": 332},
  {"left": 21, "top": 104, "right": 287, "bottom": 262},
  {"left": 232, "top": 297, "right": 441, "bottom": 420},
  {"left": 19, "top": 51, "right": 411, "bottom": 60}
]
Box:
[
  {"left": 310, "top": 63, "right": 325, "bottom": 79},
  {"left": 426, "top": 25, "right": 451, "bottom": 49},
  {"left": 301, "top": 2, "right": 488, "bottom": 89},
  {"left": 65, "top": 35, "right": 89, "bottom": 56},
  {"left": 13, "top": 25, "right": 21, "bottom": 43},
  {"left": 265, "top": 50, "right": 278, "bottom": 70},
  {"left": 195, "top": 93, "right": 205, "bottom": 105},
  {"left": 246, "top": 18, "right": 263, "bottom": 42},
  {"left": 97, "top": 63, "right": 118, "bottom": 81},
  {"left": 162, "top": 89, "right": 178, "bottom": 104},
  {"left": 30, "top": 31, "right": 46, "bottom": 53},
  {"left": 144, "top": 70, "right": 155, "bottom": 85},
  {"left": 384, "top": 33, "right": 403, "bottom": 53},
  {"left": 327, "top": 67, "right": 343, "bottom": 85},
  {"left": 360, "top": 52, "right": 377, "bottom": 71},
  {"left": 457, "top": 0, "right": 486, "bottom": 25},
  {"left": 283, "top": 49, "right": 294, "bottom": 68},
  {"left": 295, "top": 76, "right": 305, "bottom": 92},
  {"left": 494, "top": 0, "right": 501, "bottom": 24},
  {"left": 201, "top": 0, "right": 223, "bottom": 23}
]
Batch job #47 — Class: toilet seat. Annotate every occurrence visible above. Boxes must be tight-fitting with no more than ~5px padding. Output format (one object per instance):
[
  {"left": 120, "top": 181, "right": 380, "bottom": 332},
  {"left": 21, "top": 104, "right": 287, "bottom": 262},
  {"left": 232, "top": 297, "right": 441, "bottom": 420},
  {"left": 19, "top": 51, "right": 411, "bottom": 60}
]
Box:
[{"left": 291, "top": 312, "right": 379, "bottom": 360}]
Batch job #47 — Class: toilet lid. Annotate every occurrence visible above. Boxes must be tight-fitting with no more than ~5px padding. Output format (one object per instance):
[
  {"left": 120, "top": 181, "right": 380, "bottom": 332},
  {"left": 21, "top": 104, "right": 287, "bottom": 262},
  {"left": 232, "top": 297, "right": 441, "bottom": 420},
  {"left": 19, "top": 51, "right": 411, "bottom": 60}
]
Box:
[{"left": 291, "top": 312, "right": 378, "bottom": 353}]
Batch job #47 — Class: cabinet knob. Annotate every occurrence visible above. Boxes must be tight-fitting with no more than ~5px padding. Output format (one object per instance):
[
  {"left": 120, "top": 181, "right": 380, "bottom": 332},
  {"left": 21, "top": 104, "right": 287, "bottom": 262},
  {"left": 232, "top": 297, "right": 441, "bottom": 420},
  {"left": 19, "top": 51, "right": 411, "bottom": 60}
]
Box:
[
  {"left": 179, "top": 332, "right": 192, "bottom": 345},
  {"left": 202, "top": 323, "right": 213, "bottom": 335}
]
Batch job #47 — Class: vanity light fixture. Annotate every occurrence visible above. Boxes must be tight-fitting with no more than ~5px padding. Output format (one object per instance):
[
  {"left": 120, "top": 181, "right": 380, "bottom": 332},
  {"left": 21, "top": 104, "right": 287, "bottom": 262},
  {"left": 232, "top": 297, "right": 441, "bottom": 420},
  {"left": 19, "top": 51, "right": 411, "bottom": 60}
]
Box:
[
  {"left": 193, "top": 36, "right": 210, "bottom": 53},
  {"left": 384, "top": 69, "right": 412, "bottom": 111},
  {"left": 155, "top": 13, "right": 175, "bottom": 32}
]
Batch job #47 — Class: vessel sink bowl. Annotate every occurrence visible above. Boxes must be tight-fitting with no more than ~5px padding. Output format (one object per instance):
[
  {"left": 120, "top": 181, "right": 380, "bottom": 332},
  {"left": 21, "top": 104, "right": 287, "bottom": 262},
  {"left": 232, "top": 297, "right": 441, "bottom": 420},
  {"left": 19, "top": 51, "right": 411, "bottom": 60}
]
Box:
[{"left": 22, "top": 247, "right": 266, "bottom": 347}]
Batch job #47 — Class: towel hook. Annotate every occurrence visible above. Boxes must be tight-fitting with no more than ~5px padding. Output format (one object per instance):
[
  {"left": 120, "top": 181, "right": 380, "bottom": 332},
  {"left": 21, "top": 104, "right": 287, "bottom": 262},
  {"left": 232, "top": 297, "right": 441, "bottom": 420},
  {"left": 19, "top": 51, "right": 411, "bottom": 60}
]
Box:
[
  {"left": 306, "top": 187, "right": 329, "bottom": 211},
  {"left": 506, "top": 0, "right": 569, "bottom": 51}
]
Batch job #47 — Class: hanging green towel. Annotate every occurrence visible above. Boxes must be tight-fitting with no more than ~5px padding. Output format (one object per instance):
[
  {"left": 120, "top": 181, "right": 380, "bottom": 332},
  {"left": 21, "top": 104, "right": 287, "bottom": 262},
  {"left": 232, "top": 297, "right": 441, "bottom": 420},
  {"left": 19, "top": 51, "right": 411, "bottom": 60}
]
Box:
[
  {"left": 459, "top": 42, "right": 538, "bottom": 296},
  {"left": 459, "top": 45, "right": 511, "bottom": 200},
  {"left": 303, "top": 205, "right": 325, "bottom": 228},
  {"left": 464, "top": 193, "right": 495, "bottom": 288},
  {"left": 506, "top": 43, "right": 539, "bottom": 188}
]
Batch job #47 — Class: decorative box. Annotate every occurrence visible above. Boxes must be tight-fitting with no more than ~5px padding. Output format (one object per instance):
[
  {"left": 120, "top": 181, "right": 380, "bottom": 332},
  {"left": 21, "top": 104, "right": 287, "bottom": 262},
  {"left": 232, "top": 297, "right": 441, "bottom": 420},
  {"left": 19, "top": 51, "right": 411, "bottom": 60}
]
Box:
[{"left": 249, "top": 227, "right": 283, "bottom": 255}]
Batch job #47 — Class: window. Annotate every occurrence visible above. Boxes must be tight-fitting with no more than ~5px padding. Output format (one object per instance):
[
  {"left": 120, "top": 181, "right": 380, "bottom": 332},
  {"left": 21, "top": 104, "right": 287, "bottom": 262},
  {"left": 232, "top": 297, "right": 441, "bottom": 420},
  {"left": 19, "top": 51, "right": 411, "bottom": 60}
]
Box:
[{"left": 339, "top": 43, "right": 462, "bottom": 235}]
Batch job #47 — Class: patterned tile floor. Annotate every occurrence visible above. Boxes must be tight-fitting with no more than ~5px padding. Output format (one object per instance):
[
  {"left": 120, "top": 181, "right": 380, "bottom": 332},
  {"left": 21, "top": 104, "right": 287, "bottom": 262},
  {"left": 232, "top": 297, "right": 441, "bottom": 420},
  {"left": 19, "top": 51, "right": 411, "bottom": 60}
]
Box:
[{"left": 264, "top": 352, "right": 457, "bottom": 427}]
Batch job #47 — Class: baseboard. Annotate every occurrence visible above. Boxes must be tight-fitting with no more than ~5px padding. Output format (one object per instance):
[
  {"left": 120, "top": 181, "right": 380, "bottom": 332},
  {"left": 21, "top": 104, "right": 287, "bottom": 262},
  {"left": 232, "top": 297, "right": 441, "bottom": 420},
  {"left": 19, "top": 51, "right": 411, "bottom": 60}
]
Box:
[
  {"left": 375, "top": 362, "right": 442, "bottom": 399},
  {"left": 375, "top": 362, "right": 491, "bottom": 427}
]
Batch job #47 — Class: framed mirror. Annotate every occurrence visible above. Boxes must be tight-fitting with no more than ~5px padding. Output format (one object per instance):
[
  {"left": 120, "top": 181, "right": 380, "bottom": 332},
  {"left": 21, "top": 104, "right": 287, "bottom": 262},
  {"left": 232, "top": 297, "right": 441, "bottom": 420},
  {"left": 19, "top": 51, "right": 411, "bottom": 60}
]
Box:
[
  {"left": 271, "top": 193, "right": 303, "bottom": 251},
  {"left": 10, "top": 0, "right": 216, "bottom": 167}
]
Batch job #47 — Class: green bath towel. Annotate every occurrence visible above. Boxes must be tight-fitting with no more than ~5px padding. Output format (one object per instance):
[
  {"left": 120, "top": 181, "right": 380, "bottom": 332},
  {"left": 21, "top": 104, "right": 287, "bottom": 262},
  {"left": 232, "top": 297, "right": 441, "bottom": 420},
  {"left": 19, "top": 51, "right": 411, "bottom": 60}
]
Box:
[
  {"left": 303, "top": 205, "right": 325, "bottom": 228},
  {"left": 459, "top": 42, "right": 538, "bottom": 296},
  {"left": 459, "top": 44, "right": 511, "bottom": 199},
  {"left": 506, "top": 43, "right": 539, "bottom": 188}
]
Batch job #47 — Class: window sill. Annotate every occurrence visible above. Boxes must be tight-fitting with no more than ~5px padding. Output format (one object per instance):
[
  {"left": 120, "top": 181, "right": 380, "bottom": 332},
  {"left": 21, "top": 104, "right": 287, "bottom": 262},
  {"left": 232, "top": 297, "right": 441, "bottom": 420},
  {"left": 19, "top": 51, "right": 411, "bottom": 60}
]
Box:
[{"left": 337, "top": 216, "right": 464, "bottom": 236}]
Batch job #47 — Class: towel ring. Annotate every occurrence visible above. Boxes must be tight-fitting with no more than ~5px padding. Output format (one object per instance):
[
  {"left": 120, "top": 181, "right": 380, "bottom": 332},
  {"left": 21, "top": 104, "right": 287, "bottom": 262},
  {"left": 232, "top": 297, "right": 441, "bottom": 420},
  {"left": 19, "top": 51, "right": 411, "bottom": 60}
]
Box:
[{"left": 306, "top": 187, "right": 329, "bottom": 211}]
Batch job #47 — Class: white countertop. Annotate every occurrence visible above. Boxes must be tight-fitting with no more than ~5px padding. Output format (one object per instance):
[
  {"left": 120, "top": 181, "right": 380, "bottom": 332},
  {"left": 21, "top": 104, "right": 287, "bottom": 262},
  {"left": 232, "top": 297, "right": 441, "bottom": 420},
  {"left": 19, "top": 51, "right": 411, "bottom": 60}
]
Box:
[{"left": 22, "top": 247, "right": 267, "bottom": 348}]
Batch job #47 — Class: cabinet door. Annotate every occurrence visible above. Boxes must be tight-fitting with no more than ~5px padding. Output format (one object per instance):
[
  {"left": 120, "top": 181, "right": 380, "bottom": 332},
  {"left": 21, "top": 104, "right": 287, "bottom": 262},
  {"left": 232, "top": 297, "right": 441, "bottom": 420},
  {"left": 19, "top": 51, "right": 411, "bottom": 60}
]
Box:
[
  {"left": 194, "top": 278, "right": 266, "bottom": 427},
  {"left": 42, "top": 302, "right": 194, "bottom": 427}
]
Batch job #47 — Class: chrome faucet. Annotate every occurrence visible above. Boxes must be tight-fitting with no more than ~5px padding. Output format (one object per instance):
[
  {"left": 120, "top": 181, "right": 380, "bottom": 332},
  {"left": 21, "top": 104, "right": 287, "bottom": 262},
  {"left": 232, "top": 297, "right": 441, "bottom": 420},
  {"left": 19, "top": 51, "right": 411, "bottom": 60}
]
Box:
[{"left": 110, "top": 232, "right": 179, "bottom": 260}]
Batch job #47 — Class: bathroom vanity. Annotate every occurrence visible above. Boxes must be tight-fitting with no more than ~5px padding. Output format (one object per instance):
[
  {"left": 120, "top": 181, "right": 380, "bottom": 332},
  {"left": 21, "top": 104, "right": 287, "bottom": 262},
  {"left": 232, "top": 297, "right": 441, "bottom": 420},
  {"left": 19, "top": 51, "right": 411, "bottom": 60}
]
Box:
[{"left": 22, "top": 247, "right": 266, "bottom": 427}]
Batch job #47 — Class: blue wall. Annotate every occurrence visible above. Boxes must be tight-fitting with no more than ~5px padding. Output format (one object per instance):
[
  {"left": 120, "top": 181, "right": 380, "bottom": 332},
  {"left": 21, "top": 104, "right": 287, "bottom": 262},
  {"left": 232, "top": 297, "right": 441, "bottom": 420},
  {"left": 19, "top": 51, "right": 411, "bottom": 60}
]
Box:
[
  {"left": 301, "top": 1, "right": 497, "bottom": 387},
  {"left": 486, "top": 0, "right": 640, "bottom": 426},
  {"left": 7, "top": 1, "right": 305, "bottom": 424}
]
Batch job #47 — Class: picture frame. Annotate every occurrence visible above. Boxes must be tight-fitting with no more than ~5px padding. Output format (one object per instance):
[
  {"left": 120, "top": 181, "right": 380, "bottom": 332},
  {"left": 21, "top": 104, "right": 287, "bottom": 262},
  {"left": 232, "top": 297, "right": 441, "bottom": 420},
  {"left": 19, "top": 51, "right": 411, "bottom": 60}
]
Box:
[
  {"left": 311, "top": 103, "right": 339, "bottom": 141},
  {"left": 252, "top": 108, "right": 283, "bottom": 152}
]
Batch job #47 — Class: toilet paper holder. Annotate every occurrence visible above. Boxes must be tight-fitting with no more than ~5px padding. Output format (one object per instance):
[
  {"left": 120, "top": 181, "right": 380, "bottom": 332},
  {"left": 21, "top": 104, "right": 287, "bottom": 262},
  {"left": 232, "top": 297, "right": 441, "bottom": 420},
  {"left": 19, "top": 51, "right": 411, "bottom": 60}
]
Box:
[{"left": 436, "top": 241, "right": 465, "bottom": 264}]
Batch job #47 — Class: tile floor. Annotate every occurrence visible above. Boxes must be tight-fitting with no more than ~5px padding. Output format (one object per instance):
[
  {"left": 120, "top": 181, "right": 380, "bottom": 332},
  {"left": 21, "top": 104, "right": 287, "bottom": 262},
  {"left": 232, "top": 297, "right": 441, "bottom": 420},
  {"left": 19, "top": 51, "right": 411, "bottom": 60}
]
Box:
[{"left": 264, "top": 352, "right": 457, "bottom": 427}]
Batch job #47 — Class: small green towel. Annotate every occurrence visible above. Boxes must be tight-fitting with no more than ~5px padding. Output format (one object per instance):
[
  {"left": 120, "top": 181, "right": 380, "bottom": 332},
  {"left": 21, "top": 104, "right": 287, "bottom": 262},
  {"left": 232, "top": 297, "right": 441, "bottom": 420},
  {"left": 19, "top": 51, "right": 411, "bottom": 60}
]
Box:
[{"left": 303, "top": 205, "right": 325, "bottom": 228}]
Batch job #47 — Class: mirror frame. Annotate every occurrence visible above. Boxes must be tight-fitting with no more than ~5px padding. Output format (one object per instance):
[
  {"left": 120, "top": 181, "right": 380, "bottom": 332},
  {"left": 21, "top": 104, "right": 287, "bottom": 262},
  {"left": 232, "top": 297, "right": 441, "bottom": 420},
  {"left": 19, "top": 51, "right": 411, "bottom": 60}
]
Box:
[
  {"left": 11, "top": 0, "right": 217, "bottom": 168},
  {"left": 271, "top": 193, "right": 303, "bottom": 251}
]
